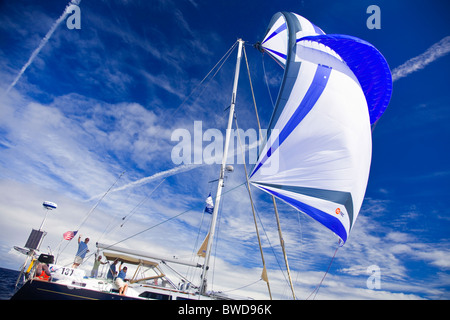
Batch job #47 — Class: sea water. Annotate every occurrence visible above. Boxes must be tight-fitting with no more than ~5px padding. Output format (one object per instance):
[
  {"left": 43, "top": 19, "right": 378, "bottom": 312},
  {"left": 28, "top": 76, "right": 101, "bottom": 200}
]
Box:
[{"left": 0, "top": 267, "right": 20, "bottom": 300}]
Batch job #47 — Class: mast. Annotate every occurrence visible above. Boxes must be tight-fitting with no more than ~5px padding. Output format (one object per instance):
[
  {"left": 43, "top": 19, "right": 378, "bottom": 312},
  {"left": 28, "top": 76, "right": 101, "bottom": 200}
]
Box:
[{"left": 199, "top": 39, "right": 244, "bottom": 295}]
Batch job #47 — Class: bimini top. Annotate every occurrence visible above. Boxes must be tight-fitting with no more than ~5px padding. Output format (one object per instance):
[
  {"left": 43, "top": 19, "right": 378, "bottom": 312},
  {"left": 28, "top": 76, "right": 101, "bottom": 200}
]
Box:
[
  {"left": 250, "top": 12, "right": 392, "bottom": 244},
  {"left": 103, "top": 251, "right": 159, "bottom": 268}
]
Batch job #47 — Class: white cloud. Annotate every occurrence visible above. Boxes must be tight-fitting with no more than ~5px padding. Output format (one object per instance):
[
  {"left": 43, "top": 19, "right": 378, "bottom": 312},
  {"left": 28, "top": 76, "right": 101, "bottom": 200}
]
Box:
[
  {"left": 87, "top": 164, "right": 203, "bottom": 201},
  {"left": 1, "top": 85, "right": 448, "bottom": 299},
  {"left": 392, "top": 36, "right": 450, "bottom": 82},
  {"left": 1, "top": 2, "right": 449, "bottom": 300},
  {"left": 5, "top": 0, "right": 80, "bottom": 93},
  {"left": 409, "top": 244, "right": 450, "bottom": 270}
]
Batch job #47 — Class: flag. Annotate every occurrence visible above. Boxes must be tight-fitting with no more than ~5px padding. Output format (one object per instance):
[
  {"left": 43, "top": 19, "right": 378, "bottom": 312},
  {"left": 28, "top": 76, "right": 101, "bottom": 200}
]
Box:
[
  {"left": 63, "top": 230, "right": 78, "bottom": 240},
  {"left": 197, "top": 233, "right": 210, "bottom": 257},
  {"left": 205, "top": 193, "right": 214, "bottom": 214},
  {"left": 261, "top": 266, "right": 269, "bottom": 283}
]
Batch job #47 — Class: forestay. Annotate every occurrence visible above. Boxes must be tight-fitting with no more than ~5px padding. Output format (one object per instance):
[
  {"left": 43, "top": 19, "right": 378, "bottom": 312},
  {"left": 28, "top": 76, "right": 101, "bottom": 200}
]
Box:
[{"left": 250, "top": 12, "right": 392, "bottom": 244}]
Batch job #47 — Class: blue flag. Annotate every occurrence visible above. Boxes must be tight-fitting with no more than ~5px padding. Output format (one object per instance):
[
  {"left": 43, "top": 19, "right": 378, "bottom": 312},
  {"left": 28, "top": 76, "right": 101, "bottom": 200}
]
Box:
[{"left": 205, "top": 193, "right": 214, "bottom": 214}]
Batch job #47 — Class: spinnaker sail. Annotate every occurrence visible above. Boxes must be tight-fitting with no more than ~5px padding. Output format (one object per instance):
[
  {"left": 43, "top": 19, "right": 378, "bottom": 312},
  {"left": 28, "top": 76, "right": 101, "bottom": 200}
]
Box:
[{"left": 250, "top": 12, "right": 392, "bottom": 244}]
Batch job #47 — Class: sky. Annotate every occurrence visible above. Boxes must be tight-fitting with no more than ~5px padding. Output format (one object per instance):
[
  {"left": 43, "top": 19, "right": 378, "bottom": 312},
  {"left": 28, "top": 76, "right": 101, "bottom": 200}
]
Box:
[{"left": 0, "top": 0, "right": 449, "bottom": 300}]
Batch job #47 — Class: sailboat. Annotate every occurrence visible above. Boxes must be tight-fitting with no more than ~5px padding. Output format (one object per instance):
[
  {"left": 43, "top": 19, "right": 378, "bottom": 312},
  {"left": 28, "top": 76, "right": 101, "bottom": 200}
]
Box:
[{"left": 11, "top": 12, "right": 392, "bottom": 300}]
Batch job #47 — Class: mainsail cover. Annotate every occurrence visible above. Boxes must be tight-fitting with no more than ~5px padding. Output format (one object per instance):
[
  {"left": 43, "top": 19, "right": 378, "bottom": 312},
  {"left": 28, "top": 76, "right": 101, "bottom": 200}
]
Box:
[{"left": 250, "top": 12, "right": 392, "bottom": 244}]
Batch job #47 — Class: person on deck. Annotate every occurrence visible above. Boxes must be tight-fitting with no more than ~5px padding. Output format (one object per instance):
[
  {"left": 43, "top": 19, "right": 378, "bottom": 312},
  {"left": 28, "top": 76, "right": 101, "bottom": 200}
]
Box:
[
  {"left": 90, "top": 253, "right": 107, "bottom": 278},
  {"left": 35, "top": 262, "right": 51, "bottom": 281},
  {"left": 72, "top": 236, "right": 89, "bottom": 268},
  {"left": 115, "top": 262, "right": 128, "bottom": 295},
  {"left": 107, "top": 258, "right": 119, "bottom": 280}
]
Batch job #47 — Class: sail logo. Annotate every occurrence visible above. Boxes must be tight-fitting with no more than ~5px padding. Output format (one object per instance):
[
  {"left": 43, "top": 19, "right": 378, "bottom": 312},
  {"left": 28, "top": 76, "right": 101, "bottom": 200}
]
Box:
[
  {"left": 170, "top": 121, "right": 276, "bottom": 169},
  {"left": 335, "top": 207, "right": 345, "bottom": 218}
]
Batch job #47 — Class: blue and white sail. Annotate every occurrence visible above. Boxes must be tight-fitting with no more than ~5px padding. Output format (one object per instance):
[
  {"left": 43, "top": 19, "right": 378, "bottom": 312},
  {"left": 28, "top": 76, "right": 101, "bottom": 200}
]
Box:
[{"left": 250, "top": 12, "right": 392, "bottom": 244}]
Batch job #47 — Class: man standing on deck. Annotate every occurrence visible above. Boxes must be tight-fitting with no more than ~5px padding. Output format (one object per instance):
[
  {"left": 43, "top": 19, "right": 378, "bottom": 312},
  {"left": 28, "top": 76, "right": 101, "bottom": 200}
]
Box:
[
  {"left": 72, "top": 235, "right": 89, "bottom": 268},
  {"left": 116, "top": 262, "right": 128, "bottom": 295}
]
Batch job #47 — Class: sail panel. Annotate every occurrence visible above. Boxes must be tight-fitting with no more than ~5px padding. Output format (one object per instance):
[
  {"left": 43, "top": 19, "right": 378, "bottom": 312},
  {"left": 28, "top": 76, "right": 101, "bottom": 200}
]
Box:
[
  {"left": 257, "top": 185, "right": 349, "bottom": 243},
  {"left": 299, "top": 35, "right": 392, "bottom": 124},
  {"left": 260, "top": 12, "right": 324, "bottom": 143},
  {"left": 251, "top": 54, "right": 372, "bottom": 243},
  {"left": 261, "top": 12, "right": 325, "bottom": 68},
  {"left": 250, "top": 12, "right": 388, "bottom": 244},
  {"left": 261, "top": 13, "right": 289, "bottom": 66},
  {"left": 250, "top": 63, "right": 332, "bottom": 176}
]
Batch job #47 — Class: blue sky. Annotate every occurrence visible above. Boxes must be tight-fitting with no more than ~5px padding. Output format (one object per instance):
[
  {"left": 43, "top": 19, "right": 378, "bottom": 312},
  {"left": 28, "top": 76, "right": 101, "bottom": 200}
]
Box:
[{"left": 0, "top": 0, "right": 449, "bottom": 299}]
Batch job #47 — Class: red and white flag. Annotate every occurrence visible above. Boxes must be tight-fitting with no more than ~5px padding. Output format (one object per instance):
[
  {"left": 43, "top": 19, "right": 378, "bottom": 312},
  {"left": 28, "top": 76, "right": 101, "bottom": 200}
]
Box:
[{"left": 63, "top": 230, "right": 78, "bottom": 240}]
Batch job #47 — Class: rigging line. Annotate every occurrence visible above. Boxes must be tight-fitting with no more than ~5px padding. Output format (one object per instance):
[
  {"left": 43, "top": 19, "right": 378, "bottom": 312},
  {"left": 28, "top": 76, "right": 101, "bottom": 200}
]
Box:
[
  {"left": 250, "top": 47, "right": 296, "bottom": 300},
  {"left": 234, "top": 112, "right": 273, "bottom": 300},
  {"left": 96, "top": 178, "right": 167, "bottom": 245},
  {"left": 190, "top": 209, "right": 206, "bottom": 258},
  {"left": 264, "top": 47, "right": 286, "bottom": 69},
  {"left": 261, "top": 53, "right": 276, "bottom": 109},
  {"left": 272, "top": 190, "right": 297, "bottom": 300},
  {"left": 210, "top": 177, "right": 230, "bottom": 293},
  {"left": 227, "top": 174, "right": 290, "bottom": 292},
  {"left": 242, "top": 49, "right": 291, "bottom": 289},
  {"left": 294, "top": 210, "right": 304, "bottom": 286},
  {"left": 160, "top": 261, "right": 197, "bottom": 289},
  {"left": 187, "top": 229, "right": 209, "bottom": 284},
  {"left": 81, "top": 187, "right": 238, "bottom": 270},
  {"left": 371, "top": 118, "right": 380, "bottom": 133},
  {"left": 222, "top": 278, "right": 262, "bottom": 293},
  {"left": 166, "top": 41, "right": 238, "bottom": 120},
  {"left": 78, "top": 170, "right": 127, "bottom": 232},
  {"left": 305, "top": 244, "right": 340, "bottom": 300},
  {"left": 186, "top": 202, "right": 210, "bottom": 282},
  {"left": 243, "top": 46, "right": 263, "bottom": 141},
  {"left": 195, "top": 42, "right": 238, "bottom": 104},
  {"left": 102, "top": 207, "right": 194, "bottom": 250},
  {"left": 99, "top": 182, "right": 247, "bottom": 252},
  {"left": 233, "top": 106, "right": 288, "bottom": 288},
  {"left": 120, "top": 178, "right": 167, "bottom": 228},
  {"left": 55, "top": 171, "right": 126, "bottom": 261},
  {"left": 252, "top": 195, "right": 290, "bottom": 287}
]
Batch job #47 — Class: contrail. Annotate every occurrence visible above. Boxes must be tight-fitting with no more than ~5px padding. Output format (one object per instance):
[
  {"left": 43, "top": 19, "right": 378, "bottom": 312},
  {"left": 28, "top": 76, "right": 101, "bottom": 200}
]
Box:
[
  {"left": 392, "top": 36, "right": 450, "bottom": 82},
  {"left": 86, "top": 164, "right": 203, "bottom": 201},
  {"left": 5, "top": 0, "right": 81, "bottom": 94}
]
